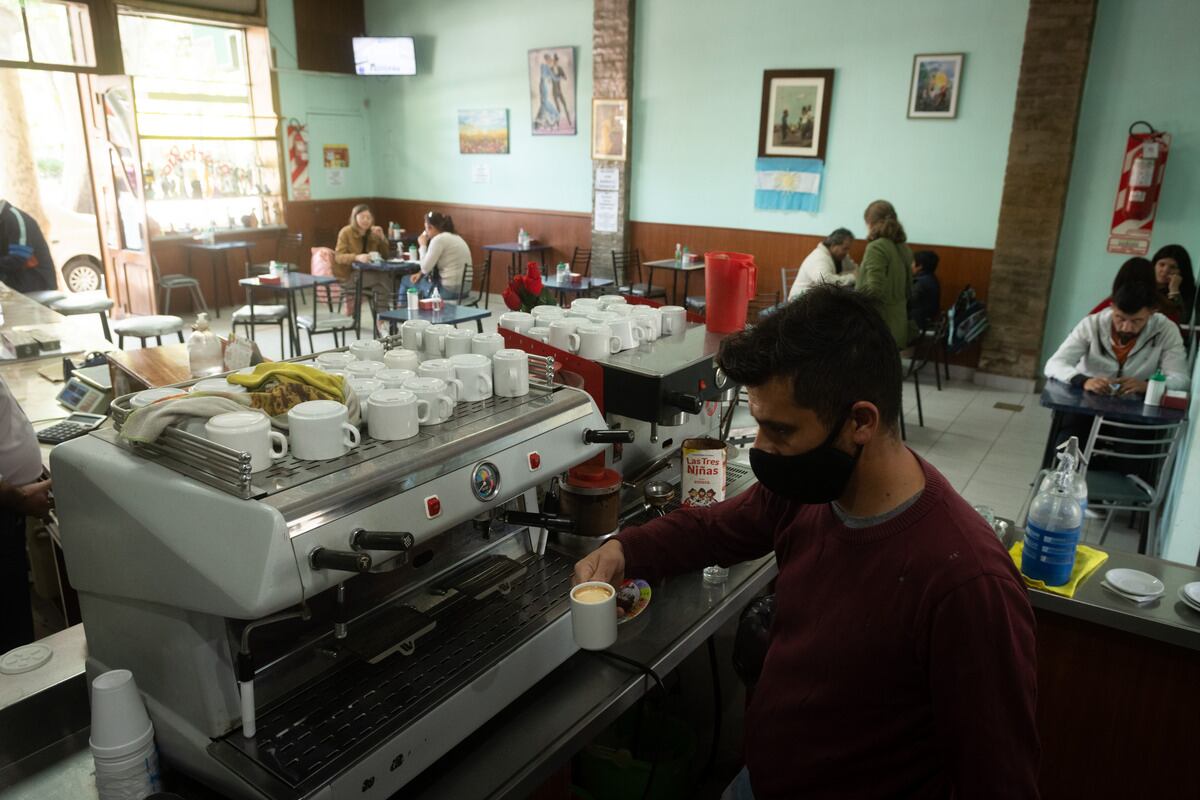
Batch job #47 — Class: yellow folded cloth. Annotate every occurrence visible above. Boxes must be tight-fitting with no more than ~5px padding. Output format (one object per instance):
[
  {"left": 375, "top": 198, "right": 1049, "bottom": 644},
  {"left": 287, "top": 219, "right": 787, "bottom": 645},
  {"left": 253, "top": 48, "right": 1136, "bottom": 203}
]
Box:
[
  {"left": 1008, "top": 541, "right": 1108, "bottom": 598},
  {"left": 227, "top": 363, "right": 345, "bottom": 401}
]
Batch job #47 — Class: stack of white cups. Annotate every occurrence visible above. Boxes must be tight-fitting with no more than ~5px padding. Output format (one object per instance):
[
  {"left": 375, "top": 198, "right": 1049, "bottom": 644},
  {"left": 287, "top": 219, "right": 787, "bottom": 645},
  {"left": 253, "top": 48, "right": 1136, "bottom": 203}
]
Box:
[{"left": 90, "top": 669, "right": 163, "bottom": 799}]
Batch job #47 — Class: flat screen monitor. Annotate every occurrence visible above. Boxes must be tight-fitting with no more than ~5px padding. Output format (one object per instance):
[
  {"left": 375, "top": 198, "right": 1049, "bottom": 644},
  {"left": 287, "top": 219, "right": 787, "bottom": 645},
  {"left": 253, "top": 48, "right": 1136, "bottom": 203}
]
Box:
[{"left": 353, "top": 37, "right": 416, "bottom": 76}]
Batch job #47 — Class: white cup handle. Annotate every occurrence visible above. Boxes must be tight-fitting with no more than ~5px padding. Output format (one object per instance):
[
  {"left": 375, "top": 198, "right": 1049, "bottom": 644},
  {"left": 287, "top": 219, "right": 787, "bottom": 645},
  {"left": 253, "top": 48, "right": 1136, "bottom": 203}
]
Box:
[
  {"left": 416, "top": 398, "right": 431, "bottom": 423},
  {"left": 342, "top": 423, "right": 361, "bottom": 448},
  {"left": 448, "top": 378, "right": 464, "bottom": 400},
  {"left": 506, "top": 366, "right": 517, "bottom": 388},
  {"left": 438, "top": 395, "right": 454, "bottom": 418},
  {"left": 568, "top": 333, "right": 580, "bottom": 352},
  {"left": 631, "top": 325, "right": 644, "bottom": 342},
  {"left": 269, "top": 431, "right": 288, "bottom": 460},
  {"left": 608, "top": 336, "right": 621, "bottom": 354},
  {"left": 478, "top": 374, "right": 493, "bottom": 395}
]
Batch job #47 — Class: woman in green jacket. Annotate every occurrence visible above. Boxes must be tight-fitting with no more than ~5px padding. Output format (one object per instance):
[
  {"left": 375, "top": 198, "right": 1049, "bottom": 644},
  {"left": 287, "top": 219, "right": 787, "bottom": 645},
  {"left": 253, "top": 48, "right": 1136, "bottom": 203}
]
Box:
[{"left": 857, "top": 199, "right": 915, "bottom": 347}]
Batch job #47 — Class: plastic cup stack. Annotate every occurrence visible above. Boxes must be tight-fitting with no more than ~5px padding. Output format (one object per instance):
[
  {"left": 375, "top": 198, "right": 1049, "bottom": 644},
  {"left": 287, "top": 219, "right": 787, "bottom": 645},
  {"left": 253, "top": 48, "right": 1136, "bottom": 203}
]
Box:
[{"left": 89, "top": 669, "right": 163, "bottom": 799}]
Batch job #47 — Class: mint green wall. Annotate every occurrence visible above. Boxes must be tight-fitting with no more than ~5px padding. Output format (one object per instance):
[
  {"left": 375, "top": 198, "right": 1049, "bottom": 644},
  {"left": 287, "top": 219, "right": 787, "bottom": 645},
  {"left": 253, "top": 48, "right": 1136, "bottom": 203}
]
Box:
[
  {"left": 364, "top": 0, "right": 593, "bottom": 212},
  {"left": 267, "top": 0, "right": 376, "bottom": 200},
  {"left": 630, "top": 0, "right": 1028, "bottom": 248}
]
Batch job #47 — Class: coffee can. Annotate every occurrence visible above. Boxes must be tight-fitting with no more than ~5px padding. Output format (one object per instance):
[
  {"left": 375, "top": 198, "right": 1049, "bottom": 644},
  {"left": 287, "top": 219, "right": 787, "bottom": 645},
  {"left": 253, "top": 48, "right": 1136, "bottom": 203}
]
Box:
[{"left": 681, "top": 437, "right": 726, "bottom": 507}]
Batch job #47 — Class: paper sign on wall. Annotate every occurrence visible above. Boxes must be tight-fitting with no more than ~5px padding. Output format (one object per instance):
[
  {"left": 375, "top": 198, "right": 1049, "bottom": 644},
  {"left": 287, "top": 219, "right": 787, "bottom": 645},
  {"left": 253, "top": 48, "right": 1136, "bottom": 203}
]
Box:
[
  {"left": 596, "top": 167, "right": 620, "bottom": 191},
  {"left": 595, "top": 190, "right": 619, "bottom": 233},
  {"left": 327, "top": 168, "right": 346, "bottom": 187},
  {"left": 472, "top": 163, "right": 492, "bottom": 184},
  {"left": 323, "top": 144, "right": 350, "bottom": 168}
]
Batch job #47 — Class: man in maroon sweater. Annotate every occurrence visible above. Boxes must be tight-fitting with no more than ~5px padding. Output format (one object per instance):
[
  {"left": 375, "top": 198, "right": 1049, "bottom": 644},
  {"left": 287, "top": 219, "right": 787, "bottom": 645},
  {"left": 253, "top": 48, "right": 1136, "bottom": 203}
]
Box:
[{"left": 574, "top": 286, "right": 1039, "bottom": 799}]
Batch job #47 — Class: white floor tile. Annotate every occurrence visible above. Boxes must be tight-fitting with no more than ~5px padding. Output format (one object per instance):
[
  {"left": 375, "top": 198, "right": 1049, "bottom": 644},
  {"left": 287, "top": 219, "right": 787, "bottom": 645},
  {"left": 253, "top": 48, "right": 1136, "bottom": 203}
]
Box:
[{"left": 927, "top": 432, "right": 993, "bottom": 463}]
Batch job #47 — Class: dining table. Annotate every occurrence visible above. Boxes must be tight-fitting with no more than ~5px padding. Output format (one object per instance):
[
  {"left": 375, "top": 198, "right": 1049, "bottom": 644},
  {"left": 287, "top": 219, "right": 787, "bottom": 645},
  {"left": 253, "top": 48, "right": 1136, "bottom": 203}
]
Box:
[
  {"left": 352, "top": 258, "right": 422, "bottom": 336},
  {"left": 184, "top": 240, "right": 254, "bottom": 317},
  {"left": 484, "top": 242, "right": 552, "bottom": 280},
  {"left": 643, "top": 257, "right": 706, "bottom": 305},
  {"left": 377, "top": 303, "right": 492, "bottom": 335},
  {"left": 539, "top": 274, "right": 614, "bottom": 304},
  {"left": 238, "top": 272, "right": 339, "bottom": 357}
]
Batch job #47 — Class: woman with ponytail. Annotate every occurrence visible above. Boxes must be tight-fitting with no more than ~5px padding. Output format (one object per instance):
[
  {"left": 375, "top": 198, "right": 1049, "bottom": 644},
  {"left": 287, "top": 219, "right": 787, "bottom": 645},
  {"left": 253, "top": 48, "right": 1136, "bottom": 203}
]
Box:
[
  {"left": 411, "top": 210, "right": 471, "bottom": 300},
  {"left": 858, "top": 200, "right": 915, "bottom": 346}
]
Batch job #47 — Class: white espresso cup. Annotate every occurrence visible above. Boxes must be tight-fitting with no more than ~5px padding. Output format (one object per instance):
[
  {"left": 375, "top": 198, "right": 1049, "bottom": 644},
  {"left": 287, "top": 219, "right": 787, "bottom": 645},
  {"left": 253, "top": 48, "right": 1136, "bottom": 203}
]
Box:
[
  {"left": 531, "top": 304, "right": 566, "bottom": 322},
  {"left": 631, "top": 307, "right": 662, "bottom": 342},
  {"left": 204, "top": 411, "right": 287, "bottom": 473},
  {"left": 345, "top": 360, "right": 385, "bottom": 380},
  {"left": 383, "top": 348, "right": 421, "bottom": 372},
  {"left": 315, "top": 351, "right": 355, "bottom": 371},
  {"left": 608, "top": 303, "right": 636, "bottom": 318},
  {"left": 449, "top": 353, "right": 494, "bottom": 401},
  {"left": 659, "top": 305, "right": 687, "bottom": 336},
  {"left": 288, "top": 400, "right": 361, "bottom": 461},
  {"left": 471, "top": 332, "right": 505, "bottom": 358},
  {"left": 423, "top": 323, "right": 454, "bottom": 360},
  {"left": 492, "top": 348, "right": 530, "bottom": 397},
  {"left": 367, "top": 389, "right": 423, "bottom": 440},
  {"left": 577, "top": 323, "right": 621, "bottom": 359},
  {"left": 417, "top": 358, "right": 465, "bottom": 402},
  {"left": 349, "top": 339, "right": 384, "bottom": 361},
  {"left": 376, "top": 368, "right": 417, "bottom": 389},
  {"left": 347, "top": 379, "right": 384, "bottom": 413},
  {"left": 444, "top": 328, "right": 474, "bottom": 357},
  {"left": 596, "top": 294, "right": 628, "bottom": 309},
  {"left": 586, "top": 310, "right": 620, "bottom": 328},
  {"left": 570, "top": 581, "right": 618, "bottom": 650},
  {"left": 498, "top": 311, "right": 535, "bottom": 334},
  {"left": 527, "top": 325, "right": 551, "bottom": 344},
  {"left": 570, "top": 298, "right": 602, "bottom": 314},
  {"left": 599, "top": 315, "right": 643, "bottom": 351},
  {"left": 190, "top": 378, "right": 247, "bottom": 395},
  {"left": 402, "top": 377, "right": 455, "bottom": 425},
  {"left": 400, "top": 319, "right": 430, "bottom": 351},
  {"left": 548, "top": 318, "right": 581, "bottom": 352}
]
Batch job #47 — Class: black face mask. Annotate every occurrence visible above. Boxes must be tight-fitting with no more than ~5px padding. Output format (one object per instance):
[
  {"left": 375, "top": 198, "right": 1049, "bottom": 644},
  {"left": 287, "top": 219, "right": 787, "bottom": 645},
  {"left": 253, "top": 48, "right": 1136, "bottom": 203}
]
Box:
[{"left": 749, "top": 413, "right": 861, "bottom": 504}]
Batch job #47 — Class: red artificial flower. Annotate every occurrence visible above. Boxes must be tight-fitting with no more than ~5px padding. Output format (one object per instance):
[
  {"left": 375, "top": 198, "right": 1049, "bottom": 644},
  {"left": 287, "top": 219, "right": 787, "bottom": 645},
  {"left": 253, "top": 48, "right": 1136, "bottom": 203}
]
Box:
[
  {"left": 525, "top": 262, "right": 543, "bottom": 295},
  {"left": 502, "top": 287, "right": 522, "bottom": 311}
]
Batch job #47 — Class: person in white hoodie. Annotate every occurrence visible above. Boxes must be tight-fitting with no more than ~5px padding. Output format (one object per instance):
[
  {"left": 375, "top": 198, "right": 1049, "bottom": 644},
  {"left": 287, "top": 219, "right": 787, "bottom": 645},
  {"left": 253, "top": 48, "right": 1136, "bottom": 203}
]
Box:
[{"left": 787, "top": 228, "right": 857, "bottom": 300}]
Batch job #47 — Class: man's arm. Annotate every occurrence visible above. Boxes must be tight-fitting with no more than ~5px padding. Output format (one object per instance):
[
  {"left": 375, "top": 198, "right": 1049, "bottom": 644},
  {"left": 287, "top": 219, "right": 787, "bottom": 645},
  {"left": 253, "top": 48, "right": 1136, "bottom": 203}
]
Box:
[
  {"left": 1044, "top": 316, "right": 1095, "bottom": 386},
  {"left": 927, "top": 575, "right": 1040, "bottom": 798},
  {"left": 0, "top": 478, "right": 53, "bottom": 518},
  {"left": 1157, "top": 322, "right": 1190, "bottom": 390}
]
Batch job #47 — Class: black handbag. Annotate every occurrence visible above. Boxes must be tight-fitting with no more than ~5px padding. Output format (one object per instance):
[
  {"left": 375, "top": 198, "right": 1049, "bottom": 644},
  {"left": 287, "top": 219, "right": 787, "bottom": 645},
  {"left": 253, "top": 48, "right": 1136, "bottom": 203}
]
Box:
[{"left": 732, "top": 593, "right": 775, "bottom": 687}]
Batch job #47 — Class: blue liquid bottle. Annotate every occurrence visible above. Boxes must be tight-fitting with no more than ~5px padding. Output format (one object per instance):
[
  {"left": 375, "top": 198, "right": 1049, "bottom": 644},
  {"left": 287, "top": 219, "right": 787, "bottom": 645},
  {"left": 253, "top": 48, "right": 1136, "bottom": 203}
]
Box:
[{"left": 1023, "top": 445, "right": 1084, "bottom": 586}]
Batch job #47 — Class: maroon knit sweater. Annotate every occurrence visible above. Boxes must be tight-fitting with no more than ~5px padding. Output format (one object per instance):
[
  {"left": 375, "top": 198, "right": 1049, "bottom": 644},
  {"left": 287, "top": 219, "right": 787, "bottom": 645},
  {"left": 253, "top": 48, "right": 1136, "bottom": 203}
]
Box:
[{"left": 616, "top": 458, "right": 1039, "bottom": 799}]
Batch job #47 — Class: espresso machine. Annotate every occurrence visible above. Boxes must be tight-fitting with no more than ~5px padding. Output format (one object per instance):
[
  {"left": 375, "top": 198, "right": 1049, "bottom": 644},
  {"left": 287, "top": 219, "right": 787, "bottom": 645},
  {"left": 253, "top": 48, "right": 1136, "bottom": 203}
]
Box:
[{"left": 51, "top": 355, "right": 635, "bottom": 800}]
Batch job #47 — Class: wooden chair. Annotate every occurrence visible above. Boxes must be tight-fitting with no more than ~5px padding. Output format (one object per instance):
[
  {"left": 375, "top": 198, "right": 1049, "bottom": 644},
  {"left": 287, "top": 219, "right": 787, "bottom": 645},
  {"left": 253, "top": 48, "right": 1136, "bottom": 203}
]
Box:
[{"left": 609, "top": 250, "right": 667, "bottom": 300}]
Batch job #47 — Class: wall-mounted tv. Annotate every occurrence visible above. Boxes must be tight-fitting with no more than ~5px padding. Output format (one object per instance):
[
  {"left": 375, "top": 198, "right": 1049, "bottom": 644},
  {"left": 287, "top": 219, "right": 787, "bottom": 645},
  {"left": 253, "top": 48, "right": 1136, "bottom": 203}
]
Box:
[{"left": 353, "top": 37, "right": 416, "bottom": 76}]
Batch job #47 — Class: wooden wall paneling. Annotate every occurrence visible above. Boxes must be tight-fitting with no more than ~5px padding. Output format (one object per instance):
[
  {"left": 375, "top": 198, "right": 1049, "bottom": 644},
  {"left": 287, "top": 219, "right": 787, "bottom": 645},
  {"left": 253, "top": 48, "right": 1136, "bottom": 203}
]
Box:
[{"left": 283, "top": 198, "right": 370, "bottom": 258}]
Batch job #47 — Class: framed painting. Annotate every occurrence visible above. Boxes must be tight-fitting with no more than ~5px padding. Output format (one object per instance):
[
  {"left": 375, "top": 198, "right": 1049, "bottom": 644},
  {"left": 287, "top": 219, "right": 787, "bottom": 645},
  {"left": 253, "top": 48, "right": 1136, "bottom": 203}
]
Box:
[
  {"left": 591, "top": 98, "right": 628, "bottom": 161},
  {"left": 458, "top": 109, "right": 509, "bottom": 154},
  {"left": 758, "top": 69, "right": 834, "bottom": 159},
  {"left": 529, "top": 46, "right": 576, "bottom": 135},
  {"left": 908, "top": 53, "right": 964, "bottom": 119}
]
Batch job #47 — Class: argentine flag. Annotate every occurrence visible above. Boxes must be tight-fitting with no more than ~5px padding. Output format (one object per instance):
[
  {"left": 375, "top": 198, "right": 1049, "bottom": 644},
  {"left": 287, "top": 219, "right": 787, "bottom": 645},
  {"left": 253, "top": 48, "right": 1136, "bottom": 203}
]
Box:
[{"left": 754, "top": 158, "right": 823, "bottom": 212}]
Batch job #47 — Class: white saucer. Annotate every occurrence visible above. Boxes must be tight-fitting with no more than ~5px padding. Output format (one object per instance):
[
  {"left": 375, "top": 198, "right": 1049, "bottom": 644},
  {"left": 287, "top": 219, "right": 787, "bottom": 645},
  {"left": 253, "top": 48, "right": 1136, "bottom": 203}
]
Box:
[
  {"left": 1178, "top": 583, "right": 1200, "bottom": 613},
  {"left": 1100, "top": 580, "right": 1159, "bottom": 604},
  {"left": 1105, "top": 568, "right": 1165, "bottom": 598}
]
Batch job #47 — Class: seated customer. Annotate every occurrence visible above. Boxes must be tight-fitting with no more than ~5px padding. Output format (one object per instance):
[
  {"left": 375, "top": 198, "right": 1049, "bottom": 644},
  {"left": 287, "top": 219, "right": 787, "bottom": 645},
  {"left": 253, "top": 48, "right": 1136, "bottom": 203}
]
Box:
[
  {"left": 411, "top": 211, "right": 471, "bottom": 300},
  {"left": 1151, "top": 243, "right": 1195, "bottom": 323},
  {"left": 334, "top": 204, "right": 392, "bottom": 305},
  {"left": 908, "top": 249, "right": 941, "bottom": 330},
  {"left": 1089, "top": 256, "right": 1173, "bottom": 320},
  {"left": 787, "top": 227, "right": 857, "bottom": 299},
  {"left": 1046, "top": 280, "right": 1188, "bottom": 396}
]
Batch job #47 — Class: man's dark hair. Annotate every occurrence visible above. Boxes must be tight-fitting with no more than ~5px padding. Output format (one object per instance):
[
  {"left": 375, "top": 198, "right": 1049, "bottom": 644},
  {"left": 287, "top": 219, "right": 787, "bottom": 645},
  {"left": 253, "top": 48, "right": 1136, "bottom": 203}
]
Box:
[
  {"left": 822, "top": 228, "right": 854, "bottom": 249},
  {"left": 913, "top": 250, "right": 939, "bottom": 273},
  {"left": 1111, "top": 257, "right": 1153, "bottom": 296},
  {"left": 717, "top": 285, "right": 902, "bottom": 431},
  {"left": 1113, "top": 279, "right": 1158, "bottom": 315}
]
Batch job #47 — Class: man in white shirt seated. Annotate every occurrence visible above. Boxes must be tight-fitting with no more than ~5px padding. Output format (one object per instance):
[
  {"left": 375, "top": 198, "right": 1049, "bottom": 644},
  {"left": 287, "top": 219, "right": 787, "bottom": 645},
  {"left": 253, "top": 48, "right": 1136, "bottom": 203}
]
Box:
[{"left": 787, "top": 228, "right": 857, "bottom": 300}]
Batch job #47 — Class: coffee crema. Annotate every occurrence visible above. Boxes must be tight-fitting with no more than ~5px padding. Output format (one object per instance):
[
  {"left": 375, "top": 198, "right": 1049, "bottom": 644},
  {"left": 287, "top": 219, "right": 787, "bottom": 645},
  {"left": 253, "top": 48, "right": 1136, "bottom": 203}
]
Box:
[{"left": 573, "top": 586, "right": 614, "bottom": 604}]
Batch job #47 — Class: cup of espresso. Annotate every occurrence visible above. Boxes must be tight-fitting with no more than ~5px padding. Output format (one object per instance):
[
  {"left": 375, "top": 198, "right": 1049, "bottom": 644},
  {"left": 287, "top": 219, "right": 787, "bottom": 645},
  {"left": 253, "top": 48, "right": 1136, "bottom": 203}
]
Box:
[
  {"left": 570, "top": 581, "right": 618, "bottom": 650},
  {"left": 204, "top": 411, "right": 287, "bottom": 472}
]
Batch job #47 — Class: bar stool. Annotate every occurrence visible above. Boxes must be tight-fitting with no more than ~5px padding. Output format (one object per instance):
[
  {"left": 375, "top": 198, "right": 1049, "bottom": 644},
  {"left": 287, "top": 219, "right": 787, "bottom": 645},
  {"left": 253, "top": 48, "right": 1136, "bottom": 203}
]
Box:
[
  {"left": 50, "top": 292, "right": 114, "bottom": 341},
  {"left": 25, "top": 289, "right": 67, "bottom": 306},
  {"left": 110, "top": 315, "right": 186, "bottom": 349}
]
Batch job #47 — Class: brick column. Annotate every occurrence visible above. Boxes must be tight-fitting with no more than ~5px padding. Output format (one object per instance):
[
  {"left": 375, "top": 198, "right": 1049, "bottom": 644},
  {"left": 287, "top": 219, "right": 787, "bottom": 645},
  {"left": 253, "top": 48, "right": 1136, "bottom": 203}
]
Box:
[
  {"left": 978, "top": 0, "right": 1098, "bottom": 383},
  {"left": 590, "top": 0, "right": 634, "bottom": 258}
]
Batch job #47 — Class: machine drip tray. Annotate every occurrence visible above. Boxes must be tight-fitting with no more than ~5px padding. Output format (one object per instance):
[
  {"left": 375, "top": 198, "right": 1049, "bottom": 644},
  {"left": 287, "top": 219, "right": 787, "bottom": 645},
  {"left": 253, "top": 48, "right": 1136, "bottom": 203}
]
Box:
[{"left": 212, "top": 550, "right": 575, "bottom": 794}]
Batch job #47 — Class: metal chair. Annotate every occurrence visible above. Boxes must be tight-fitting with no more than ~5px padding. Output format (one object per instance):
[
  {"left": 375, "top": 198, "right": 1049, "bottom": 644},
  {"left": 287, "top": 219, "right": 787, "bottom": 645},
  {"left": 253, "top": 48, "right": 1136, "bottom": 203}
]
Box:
[
  {"left": 153, "top": 255, "right": 208, "bottom": 315},
  {"left": 609, "top": 250, "right": 667, "bottom": 300},
  {"left": 25, "top": 289, "right": 66, "bottom": 306},
  {"left": 111, "top": 315, "right": 186, "bottom": 349},
  {"left": 779, "top": 267, "right": 799, "bottom": 301},
  {"left": 232, "top": 302, "right": 289, "bottom": 358},
  {"left": 458, "top": 264, "right": 483, "bottom": 308},
  {"left": 247, "top": 232, "right": 304, "bottom": 278},
  {"left": 479, "top": 252, "right": 494, "bottom": 309},
  {"left": 50, "top": 292, "right": 113, "bottom": 341},
  {"left": 899, "top": 314, "right": 950, "bottom": 439},
  {"left": 296, "top": 284, "right": 357, "bottom": 353},
  {"left": 570, "top": 246, "right": 592, "bottom": 277}
]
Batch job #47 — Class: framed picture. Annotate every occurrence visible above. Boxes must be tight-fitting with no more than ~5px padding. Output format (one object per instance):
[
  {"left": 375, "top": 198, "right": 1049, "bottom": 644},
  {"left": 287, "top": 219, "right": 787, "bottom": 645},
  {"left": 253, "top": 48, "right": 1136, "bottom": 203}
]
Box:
[
  {"left": 458, "top": 109, "right": 509, "bottom": 154},
  {"left": 758, "top": 69, "right": 834, "bottom": 160},
  {"left": 592, "top": 98, "right": 628, "bottom": 161},
  {"left": 908, "top": 53, "right": 964, "bottom": 119},
  {"left": 529, "top": 46, "right": 576, "bottom": 135}
]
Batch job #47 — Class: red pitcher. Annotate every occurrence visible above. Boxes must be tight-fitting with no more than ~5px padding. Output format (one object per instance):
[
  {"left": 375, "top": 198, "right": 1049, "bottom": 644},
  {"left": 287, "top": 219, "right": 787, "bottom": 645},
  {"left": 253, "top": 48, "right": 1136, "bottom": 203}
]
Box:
[{"left": 703, "top": 252, "right": 757, "bottom": 333}]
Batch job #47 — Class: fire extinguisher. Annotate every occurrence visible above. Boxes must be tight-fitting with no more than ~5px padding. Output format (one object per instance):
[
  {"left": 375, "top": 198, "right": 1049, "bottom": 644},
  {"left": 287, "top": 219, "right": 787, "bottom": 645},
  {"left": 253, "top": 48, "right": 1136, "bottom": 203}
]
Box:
[{"left": 1125, "top": 121, "right": 1164, "bottom": 219}]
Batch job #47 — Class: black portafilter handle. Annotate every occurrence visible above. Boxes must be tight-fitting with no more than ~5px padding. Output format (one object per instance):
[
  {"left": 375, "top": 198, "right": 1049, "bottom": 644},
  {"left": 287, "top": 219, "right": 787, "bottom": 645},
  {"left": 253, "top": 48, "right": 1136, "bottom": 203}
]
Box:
[
  {"left": 309, "top": 547, "right": 372, "bottom": 573},
  {"left": 583, "top": 428, "right": 635, "bottom": 444},
  {"left": 499, "top": 510, "right": 576, "bottom": 533},
  {"left": 350, "top": 528, "right": 416, "bottom": 551},
  {"left": 665, "top": 392, "right": 704, "bottom": 414}
]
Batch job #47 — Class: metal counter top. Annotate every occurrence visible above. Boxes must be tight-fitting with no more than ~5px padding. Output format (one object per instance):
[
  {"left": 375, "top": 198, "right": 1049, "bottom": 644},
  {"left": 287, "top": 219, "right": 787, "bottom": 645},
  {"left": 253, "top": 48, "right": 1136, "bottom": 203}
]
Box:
[{"left": 590, "top": 322, "right": 724, "bottom": 378}]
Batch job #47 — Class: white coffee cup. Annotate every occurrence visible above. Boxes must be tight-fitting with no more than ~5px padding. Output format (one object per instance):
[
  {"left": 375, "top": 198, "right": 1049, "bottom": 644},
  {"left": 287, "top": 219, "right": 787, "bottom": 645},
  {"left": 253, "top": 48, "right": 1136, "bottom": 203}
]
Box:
[
  {"left": 471, "top": 332, "right": 505, "bottom": 358},
  {"left": 204, "top": 411, "right": 288, "bottom": 472},
  {"left": 570, "top": 581, "right": 618, "bottom": 651},
  {"left": 345, "top": 360, "right": 385, "bottom": 380},
  {"left": 597, "top": 294, "right": 628, "bottom": 308},
  {"left": 402, "top": 377, "right": 455, "bottom": 425},
  {"left": 531, "top": 304, "right": 566, "bottom": 322},
  {"left": 418, "top": 358, "right": 465, "bottom": 402},
  {"left": 659, "top": 305, "right": 687, "bottom": 335},
  {"left": 600, "top": 315, "right": 643, "bottom": 351},
  {"left": 492, "top": 348, "right": 530, "bottom": 397},
  {"left": 632, "top": 307, "right": 662, "bottom": 341},
  {"left": 577, "top": 323, "right": 621, "bottom": 359},
  {"left": 316, "top": 351, "right": 355, "bottom": 371},
  {"left": 376, "top": 368, "right": 417, "bottom": 389},
  {"left": 608, "top": 303, "right": 636, "bottom": 317},
  {"left": 349, "top": 339, "right": 384, "bottom": 361},
  {"left": 288, "top": 400, "right": 361, "bottom": 460},
  {"left": 527, "top": 325, "right": 551, "bottom": 343},
  {"left": 571, "top": 298, "right": 602, "bottom": 314},
  {"left": 401, "top": 319, "right": 431, "bottom": 351},
  {"left": 347, "top": 379, "right": 384, "bottom": 415},
  {"left": 586, "top": 310, "right": 621, "bottom": 327},
  {"left": 449, "top": 353, "right": 494, "bottom": 401},
  {"left": 190, "top": 378, "right": 247, "bottom": 394},
  {"left": 383, "top": 348, "right": 421, "bottom": 372},
  {"left": 367, "top": 389, "right": 423, "bottom": 441},
  {"left": 423, "top": 323, "right": 455, "bottom": 360},
  {"left": 368, "top": 250, "right": 382, "bottom": 263},
  {"left": 444, "top": 327, "right": 474, "bottom": 357},
  {"left": 548, "top": 318, "right": 581, "bottom": 352},
  {"left": 499, "top": 311, "right": 535, "bottom": 334},
  {"left": 130, "top": 387, "right": 186, "bottom": 408}
]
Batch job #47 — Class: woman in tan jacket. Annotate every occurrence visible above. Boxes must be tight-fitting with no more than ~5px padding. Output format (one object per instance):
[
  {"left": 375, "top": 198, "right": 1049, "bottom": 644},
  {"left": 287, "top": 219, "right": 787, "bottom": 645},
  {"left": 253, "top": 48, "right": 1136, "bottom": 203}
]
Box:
[{"left": 335, "top": 204, "right": 392, "bottom": 304}]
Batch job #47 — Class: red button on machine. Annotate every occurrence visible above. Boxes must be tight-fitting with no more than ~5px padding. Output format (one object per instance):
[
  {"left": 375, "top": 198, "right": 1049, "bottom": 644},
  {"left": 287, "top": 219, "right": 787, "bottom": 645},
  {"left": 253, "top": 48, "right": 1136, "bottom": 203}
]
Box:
[
  {"left": 528, "top": 452, "right": 541, "bottom": 470},
  {"left": 424, "top": 496, "right": 442, "bottom": 519},
  {"left": 699, "top": 379, "right": 707, "bottom": 391}
]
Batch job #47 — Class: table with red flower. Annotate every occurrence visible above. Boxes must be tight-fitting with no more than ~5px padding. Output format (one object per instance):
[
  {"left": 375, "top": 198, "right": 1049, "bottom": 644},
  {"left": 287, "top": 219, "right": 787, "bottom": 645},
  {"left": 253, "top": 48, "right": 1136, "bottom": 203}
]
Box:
[{"left": 501, "top": 263, "right": 560, "bottom": 311}]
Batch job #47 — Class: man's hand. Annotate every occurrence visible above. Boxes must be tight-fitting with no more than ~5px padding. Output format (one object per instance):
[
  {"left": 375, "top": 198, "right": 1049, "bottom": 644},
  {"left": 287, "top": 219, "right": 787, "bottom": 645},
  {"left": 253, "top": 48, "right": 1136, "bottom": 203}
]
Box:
[
  {"left": 1083, "top": 377, "right": 1113, "bottom": 395},
  {"left": 353, "top": 253, "right": 370, "bottom": 263},
  {"left": 417, "top": 231, "right": 429, "bottom": 248},
  {"left": 1115, "top": 377, "right": 1148, "bottom": 396},
  {"left": 16, "top": 479, "right": 53, "bottom": 519},
  {"left": 573, "top": 540, "right": 625, "bottom": 587}
]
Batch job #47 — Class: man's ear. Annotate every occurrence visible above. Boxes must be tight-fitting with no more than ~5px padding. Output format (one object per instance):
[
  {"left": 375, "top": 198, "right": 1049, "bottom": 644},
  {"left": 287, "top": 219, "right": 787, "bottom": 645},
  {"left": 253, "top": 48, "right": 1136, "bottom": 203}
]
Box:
[{"left": 848, "top": 401, "right": 881, "bottom": 445}]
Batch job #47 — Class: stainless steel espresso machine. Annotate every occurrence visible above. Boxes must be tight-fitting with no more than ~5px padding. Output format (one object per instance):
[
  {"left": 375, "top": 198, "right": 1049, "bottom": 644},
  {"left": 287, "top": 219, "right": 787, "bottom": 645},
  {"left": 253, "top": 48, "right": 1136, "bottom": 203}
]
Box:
[{"left": 51, "top": 356, "right": 635, "bottom": 800}]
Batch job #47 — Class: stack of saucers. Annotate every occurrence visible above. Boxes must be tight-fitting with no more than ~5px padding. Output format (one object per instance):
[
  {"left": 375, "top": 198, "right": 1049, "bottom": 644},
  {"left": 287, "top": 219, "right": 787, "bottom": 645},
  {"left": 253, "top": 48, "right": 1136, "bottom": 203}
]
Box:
[
  {"left": 1177, "top": 581, "right": 1200, "bottom": 613},
  {"left": 1100, "top": 568, "right": 1165, "bottom": 604}
]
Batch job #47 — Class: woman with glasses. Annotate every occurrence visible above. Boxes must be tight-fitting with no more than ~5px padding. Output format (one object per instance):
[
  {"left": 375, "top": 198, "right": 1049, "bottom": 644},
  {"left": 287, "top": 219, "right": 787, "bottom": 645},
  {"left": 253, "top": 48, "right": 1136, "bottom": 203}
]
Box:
[{"left": 411, "top": 211, "right": 471, "bottom": 300}]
